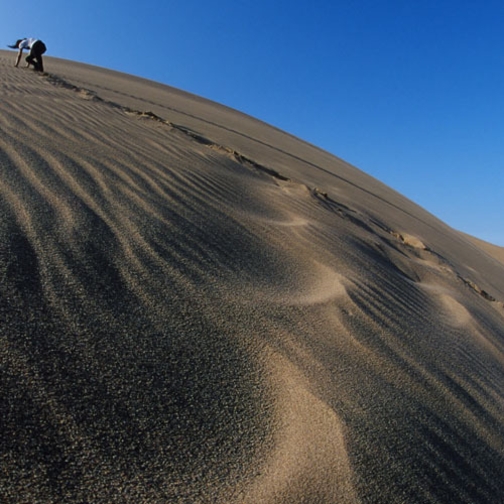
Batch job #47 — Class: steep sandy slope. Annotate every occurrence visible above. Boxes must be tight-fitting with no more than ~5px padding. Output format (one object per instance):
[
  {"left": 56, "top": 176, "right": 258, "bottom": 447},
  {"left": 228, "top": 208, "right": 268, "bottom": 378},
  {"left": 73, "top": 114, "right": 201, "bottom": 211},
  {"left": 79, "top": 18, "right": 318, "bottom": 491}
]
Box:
[
  {"left": 461, "top": 232, "right": 504, "bottom": 266},
  {"left": 1, "top": 52, "right": 503, "bottom": 503}
]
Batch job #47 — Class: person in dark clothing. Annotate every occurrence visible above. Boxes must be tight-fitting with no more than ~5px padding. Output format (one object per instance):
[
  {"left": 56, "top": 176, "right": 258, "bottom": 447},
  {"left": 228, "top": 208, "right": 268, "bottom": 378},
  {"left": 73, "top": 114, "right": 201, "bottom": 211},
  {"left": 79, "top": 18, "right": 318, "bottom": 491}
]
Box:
[{"left": 9, "top": 38, "right": 47, "bottom": 72}]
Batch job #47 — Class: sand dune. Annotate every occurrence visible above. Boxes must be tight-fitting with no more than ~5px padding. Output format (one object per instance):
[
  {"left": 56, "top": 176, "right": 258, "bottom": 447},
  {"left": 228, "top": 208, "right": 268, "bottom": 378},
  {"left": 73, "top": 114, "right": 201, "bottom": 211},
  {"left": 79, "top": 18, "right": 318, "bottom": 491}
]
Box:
[
  {"left": 1, "top": 51, "right": 503, "bottom": 503},
  {"left": 461, "top": 232, "right": 504, "bottom": 267}
]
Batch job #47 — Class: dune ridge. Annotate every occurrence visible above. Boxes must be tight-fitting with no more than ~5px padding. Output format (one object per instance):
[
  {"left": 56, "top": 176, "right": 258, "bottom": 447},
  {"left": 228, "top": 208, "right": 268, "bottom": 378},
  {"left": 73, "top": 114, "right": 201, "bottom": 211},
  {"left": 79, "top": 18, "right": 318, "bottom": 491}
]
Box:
[{"left": 1, "top": 52, "right": 503, "bottom": 503}]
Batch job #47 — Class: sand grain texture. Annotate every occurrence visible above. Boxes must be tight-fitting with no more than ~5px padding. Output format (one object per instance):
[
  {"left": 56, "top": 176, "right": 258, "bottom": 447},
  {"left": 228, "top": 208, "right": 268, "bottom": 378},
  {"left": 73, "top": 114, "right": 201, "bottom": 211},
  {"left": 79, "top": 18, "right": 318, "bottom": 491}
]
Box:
[{"left": 1, "top": 52, "right": 503, "bottom": 503}]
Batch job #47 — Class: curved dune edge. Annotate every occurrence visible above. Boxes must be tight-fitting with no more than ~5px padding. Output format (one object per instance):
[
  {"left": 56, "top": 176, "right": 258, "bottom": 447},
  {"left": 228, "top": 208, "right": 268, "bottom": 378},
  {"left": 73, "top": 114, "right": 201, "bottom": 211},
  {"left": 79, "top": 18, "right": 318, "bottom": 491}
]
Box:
[
  {"left": 461, "top": 232, "right": 504, "bottom": 266},
  {"left": 239, "top": 350, "right": 358, "bottom": 503}
]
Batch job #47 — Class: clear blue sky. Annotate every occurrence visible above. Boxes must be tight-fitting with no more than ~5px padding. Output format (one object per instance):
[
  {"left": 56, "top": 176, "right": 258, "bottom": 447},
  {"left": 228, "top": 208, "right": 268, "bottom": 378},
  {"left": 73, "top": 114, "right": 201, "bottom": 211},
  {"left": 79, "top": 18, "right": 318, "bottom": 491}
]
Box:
[{"left": 3, "top": 1, "right": 504, "bottom": 245}]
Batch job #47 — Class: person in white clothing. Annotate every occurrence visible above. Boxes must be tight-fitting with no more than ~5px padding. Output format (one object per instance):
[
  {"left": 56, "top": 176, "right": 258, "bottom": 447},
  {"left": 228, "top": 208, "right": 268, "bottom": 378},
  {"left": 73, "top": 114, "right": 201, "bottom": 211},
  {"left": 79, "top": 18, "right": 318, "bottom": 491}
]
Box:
[{"left": 9, "top": 38, "right": 47, "bottom": 72}]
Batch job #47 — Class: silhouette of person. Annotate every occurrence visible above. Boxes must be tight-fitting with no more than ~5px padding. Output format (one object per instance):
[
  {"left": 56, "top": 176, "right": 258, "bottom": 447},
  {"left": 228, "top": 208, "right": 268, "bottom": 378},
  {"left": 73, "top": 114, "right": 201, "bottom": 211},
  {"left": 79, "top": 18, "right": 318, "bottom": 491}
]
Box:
[{"left": 9, "top": 38, "right": 47, "bottom": 72}]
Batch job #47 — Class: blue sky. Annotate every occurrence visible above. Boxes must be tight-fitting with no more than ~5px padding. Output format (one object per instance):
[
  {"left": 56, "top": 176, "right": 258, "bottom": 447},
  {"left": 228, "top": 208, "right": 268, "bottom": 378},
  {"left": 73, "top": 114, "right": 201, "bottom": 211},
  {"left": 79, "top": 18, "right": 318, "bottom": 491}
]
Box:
[{"left": 3, "top": 1, "right": 504, "bottom": 245}]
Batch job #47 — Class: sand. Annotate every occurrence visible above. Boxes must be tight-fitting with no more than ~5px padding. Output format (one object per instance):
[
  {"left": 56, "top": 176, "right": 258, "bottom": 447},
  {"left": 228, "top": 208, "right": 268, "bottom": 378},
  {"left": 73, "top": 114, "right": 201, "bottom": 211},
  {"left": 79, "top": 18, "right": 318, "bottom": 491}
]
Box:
[
  {"left": 1, "top": 51, "right": 503, "bottom": 503},
  {"left": 461, "top": 232, "right": 504, "bottom": 267}
]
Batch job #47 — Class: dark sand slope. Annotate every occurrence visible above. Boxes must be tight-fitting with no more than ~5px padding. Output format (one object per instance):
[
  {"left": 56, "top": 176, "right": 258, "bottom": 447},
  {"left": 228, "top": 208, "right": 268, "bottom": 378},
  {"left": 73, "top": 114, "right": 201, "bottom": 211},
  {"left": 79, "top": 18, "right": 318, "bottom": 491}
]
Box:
[{"left": 1, "top": 52, "right": 503, "bottom": 503}]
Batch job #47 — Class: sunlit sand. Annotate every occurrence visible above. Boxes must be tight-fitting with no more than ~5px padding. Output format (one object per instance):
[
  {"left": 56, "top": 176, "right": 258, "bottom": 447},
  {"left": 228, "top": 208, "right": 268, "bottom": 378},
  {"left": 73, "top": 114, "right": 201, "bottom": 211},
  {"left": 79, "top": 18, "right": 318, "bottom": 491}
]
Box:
[{"left": 1, "top": 51, "right": 503, "bottom": 503}]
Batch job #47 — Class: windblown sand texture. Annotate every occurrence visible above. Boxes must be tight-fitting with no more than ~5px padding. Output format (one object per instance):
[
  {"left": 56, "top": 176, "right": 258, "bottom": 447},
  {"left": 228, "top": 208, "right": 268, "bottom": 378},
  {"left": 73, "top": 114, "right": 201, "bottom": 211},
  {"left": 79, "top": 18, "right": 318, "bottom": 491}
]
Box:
[{"left": 1, "top": 51, "right": 503, "bottom": 503}]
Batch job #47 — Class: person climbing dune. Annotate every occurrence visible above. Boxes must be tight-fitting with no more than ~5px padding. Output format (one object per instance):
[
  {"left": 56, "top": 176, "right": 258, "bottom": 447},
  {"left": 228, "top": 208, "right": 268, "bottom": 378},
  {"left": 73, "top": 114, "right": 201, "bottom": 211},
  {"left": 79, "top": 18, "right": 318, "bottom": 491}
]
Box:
[{"left": 9, "top": 38, "right": 47, "bottom": 72}]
